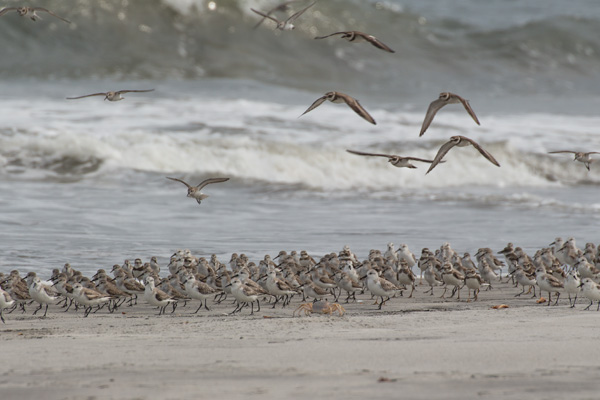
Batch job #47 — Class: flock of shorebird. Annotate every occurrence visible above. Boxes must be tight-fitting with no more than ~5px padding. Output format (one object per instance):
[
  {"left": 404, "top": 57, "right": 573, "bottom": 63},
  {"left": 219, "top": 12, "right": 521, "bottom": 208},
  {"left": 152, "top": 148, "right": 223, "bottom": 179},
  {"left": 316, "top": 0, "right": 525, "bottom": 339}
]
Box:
[
  {"left": 1, "top": 2, "right": 599, "bottom": 321},
  {"left": 2, "top": 237, "right": 600, "bottom": 323},
  {"left": 2, "top": 2, "right": 596, "bottom": 204}
]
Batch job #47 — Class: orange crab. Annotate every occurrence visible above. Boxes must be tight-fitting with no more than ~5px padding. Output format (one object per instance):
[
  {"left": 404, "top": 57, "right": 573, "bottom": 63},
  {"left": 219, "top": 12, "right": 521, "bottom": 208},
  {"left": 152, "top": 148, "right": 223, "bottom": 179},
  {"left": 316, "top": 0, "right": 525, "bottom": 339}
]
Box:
[{"left": 293, "top": 300, "right": 346, "bottom": 317}]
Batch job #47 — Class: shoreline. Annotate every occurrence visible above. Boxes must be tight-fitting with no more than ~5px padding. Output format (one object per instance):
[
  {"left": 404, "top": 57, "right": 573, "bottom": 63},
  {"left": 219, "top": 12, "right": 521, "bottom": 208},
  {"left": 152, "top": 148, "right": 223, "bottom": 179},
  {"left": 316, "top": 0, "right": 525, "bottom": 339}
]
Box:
[{"left": 2, "top": 281, "right": 599, "bottom": 399}]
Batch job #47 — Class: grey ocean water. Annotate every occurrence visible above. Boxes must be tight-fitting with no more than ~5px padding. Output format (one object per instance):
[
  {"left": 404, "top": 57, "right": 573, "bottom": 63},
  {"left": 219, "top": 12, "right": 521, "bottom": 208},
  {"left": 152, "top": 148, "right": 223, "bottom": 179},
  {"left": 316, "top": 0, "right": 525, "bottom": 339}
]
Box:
[{"left": 0, "top": 0, "right": 599, "bottom": 275}]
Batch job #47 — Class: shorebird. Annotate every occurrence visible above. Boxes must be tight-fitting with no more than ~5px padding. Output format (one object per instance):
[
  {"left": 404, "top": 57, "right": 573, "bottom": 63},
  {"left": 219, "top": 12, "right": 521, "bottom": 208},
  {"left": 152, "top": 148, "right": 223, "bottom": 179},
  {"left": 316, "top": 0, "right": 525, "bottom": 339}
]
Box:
[
  {"left": 364, "top": 269, "right": 401, "bottom": 309},
  {"left": 144, "top": 277, "right": 177, "bottom": 315},
  {"left": 441, "top": 262, "right": 465, "bottom": 300},
  {"left": 426, "top": 135, "right": 500, "bottom": 174},
  {"left": 563, "top": 271, "right": 581, "bottom": 308},
  {"left": 66, "top": 89, "right": 154, "bottom": 102},
  {"left": 314, "top": 31, "right": 395, "bottom": 53},
  {"left": 535, "top": 267, "right": 564, "bottom": 306},
  {"left": 182, "top": 275, "right": 219, "bottom": 313},
  {"left": 300, "top": 91, "right": 376, "bottom": 125},
  {"left": 250, "top": 1, "right": 315, "bottom": 31},
  {"left": 229, "top": 278, "right": 262, "bottom": 315},
  {"left": 346, "top": 149, "right": 440, "bottom": 169},
  {"left": 464, "top": 269, "right": 483, "bottom": 302},
  {"left": 579, "top": 278, "right": 600, "bottom": 311},
  {"left": 0, "top": 288, "right": 15, "bottom": 323},
  {"left": 252, "top": 0, "right": 305, "bottom": 29},
  {"left": 166, "top": 177, "right": 229, "bottom": 204},
  {"left": 419, "top": 92, "right": 480, "bottom": 137},
  {"left": 0, "top": 6, "right": 71, "bottom": 23},
  {"left": 28, "top": 276, "right": 58, "bottom": 317},
  {"left": 548, "top": 150, "right": 599, "bottom": 171},
  {"left": 72, "top": 283, "right": 112, "bottom": 317}
]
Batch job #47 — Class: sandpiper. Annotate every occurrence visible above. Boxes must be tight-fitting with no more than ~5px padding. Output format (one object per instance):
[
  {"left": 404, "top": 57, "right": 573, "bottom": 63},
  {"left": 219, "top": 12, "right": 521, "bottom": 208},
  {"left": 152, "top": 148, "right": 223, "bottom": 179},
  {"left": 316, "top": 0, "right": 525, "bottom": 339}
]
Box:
[
  {"left": 72, "top": 283, "right": 112, "bottom": 317},
  {"left": 166, "top": 177, "right": 230, "bottom": 204},
  {"left": 229, "top": 277, "right": 261, "bottom": 315},
  {"left": 314, "top": 31, "right": 395, "bottom": 53},
  {"left": 252, "top": 0, "right": 305, "bottom": 29},
  {"left": 144, "top": 277, "right": 177, "bottom": 315},
  {"left": 548, "top": 150, "right": 599, "bottom": 171},
  {"left": 0, "top": 6, "right": 71, "bottom": 23},
  {"left": 182, "top": 275, "right": 219, "bottom": 313},
  {"left": 364, "top": 269, "right": 401, "bottom": 309},
  {"left": 300, "top": 91, "right": 376, "bottom": 125},
  {"left": 579, "top": 278, "right": 600, "bottom": 311},
  {"left": 0, "top": 288, "right": 15, "bottom": 323},
  {"left": 419, "top": 92, "right": 480, "bottom": 137},
  {"left": 426, "top": 135, "right": 500, "bottom": 174},
  {"left": 346, "top": 149, "right": 439, "bottom": 168},
  {"left": 250, "top": 1, "right": 315, "bottom": 31},
  {"left": 66, "top": 89, "right": 154, "bottom": 102},
  {"left": 28, "top": 276, "right": 58, "bottom": 317}
]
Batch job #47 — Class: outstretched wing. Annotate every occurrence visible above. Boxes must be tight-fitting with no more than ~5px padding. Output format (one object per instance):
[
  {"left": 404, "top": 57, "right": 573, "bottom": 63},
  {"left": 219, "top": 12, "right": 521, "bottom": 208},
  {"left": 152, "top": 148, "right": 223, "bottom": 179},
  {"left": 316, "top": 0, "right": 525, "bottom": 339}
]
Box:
[
  {"left": 0, "top": 7, "right": 18, "bottom": 17},
  {"left": 196, "top": 177, "right": 230, "bottom": 190},
  {"left": 250, "top": 8, "right": 281, "bottom": 25},
  {"left": 548, "top": 150, "right": 576, "bottom": 154},
  {"left": 314, "top": 31, "right": 348, "bottom": 40},
  {"left": 253, "top": 1, "right": 299, "bottom": 29},
  {"left": 462, "top": 137, "right": 500, "bottom": 167},
  {"left": 287, "top": 1, "right": 315, "bottom": 22},
  {"left": 346, "top": 149, "right": 394, "bottom": 159},
  {"left": 299, "top": 95, "right": 328, "bottom": 117},
  {"left": 166, "top": 177, "right": 192, "bottom": 189},
  {"left": 343, "top": 96, "right": 377, "bottom": 125},
  {"left": 455, "top": 95, "right": 480, "bottom": 125},
  {"left": 34, "top": 7, "right": 71, "bottom": 24},
  {"left": 364, "top": 35, "right": 395, "bottom": 53},
  {"left": 419, "top": 98, "right": 448, "bottom": 137},
  {"left": 118, "top": 89, "right": 155, "bottom": 94},
  {"left": 426, "top": 139, "right": 457, "bottom": 174},
  {"left": 404, "top": 156, "right": 437, "bottom": 163},
  {"left": 66, "top": 93, "right": 107, "bottom": 100}
]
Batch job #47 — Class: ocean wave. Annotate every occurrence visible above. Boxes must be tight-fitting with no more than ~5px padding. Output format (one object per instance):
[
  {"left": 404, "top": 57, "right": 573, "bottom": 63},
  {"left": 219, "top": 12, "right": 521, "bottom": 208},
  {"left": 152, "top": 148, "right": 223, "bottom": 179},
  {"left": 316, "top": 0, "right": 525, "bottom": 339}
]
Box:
[{"left": 0, "top": 0, "right": 599, "bottom": 97}]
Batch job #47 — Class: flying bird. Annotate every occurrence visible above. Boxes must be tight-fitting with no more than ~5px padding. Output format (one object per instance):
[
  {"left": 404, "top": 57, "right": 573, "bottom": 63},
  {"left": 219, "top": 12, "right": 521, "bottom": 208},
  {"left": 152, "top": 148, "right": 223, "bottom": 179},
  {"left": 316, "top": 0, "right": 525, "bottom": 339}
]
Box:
[
  {"left": 66, "top": 89, "right": 154, "bottom": 102},
  {"left": 426, "top": 135, "right": 500, "bottom": 174},
  {"left": 0, "top": 6, "right": 71, "bottom": 23},
  {"left": 252, "top": 1, "right": 305, "bottom": 29},
  {"left": 314, "top": 31, "right": 395, "bottom": 53},
  {"left": 167, "top": 177, "right": 230, "bottom": 204},
  {"left": 548, "top": 150, "right": 599, "bottom": 171},
  {"left": 300, "top": 91, "right": 376, "bottom": 125},
  {"left": 346, "top": 149, "right": 440, "bottom": 169},
  {"left": 420, "top": 92, "right": 480, "bottom": 137},
  {"left": 250, "top": 1, "right": 315, "bottom": 31}
]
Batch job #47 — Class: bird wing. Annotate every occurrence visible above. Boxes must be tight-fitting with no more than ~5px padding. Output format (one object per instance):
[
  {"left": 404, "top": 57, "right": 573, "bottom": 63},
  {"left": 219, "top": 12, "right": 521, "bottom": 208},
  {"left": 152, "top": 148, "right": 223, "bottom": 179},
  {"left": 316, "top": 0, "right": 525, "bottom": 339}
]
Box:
[
  {"left": 363, "top": 34, "right": 395, "bottom": 53},
  {"left": 462, "top": 137, "right": 501, "bottom": 167},
  {"left": 287, "top": 1, "right": 315, "bottom": 22},
  {"left": 426, "top": 139, "right": 457, "bottom": 174},
  {"left": 300, "top": 95, "right": 328, "bottom": 117},
  {"left": 166, "top": 177, "right": 192, "bottom": 189},
  {"left": 250, "top": 8, "right": 281, "bottom": 24},
  {"left": 196, "top": 177, "right": 230, "bottom": 190},
  {"left": 66, "top": 93, "right": 107, "bottom": 100},
  {"left": 403, "top": 156, "right": 437, "bottom": 163},
  {"left": 33, "top": 7, "right": 71, "bottom": 23},
  {"left": 0, "top": 7, "right": 18, "bottom": 17},
  {"left": 419, "top": 98, "right": 448, "bottom": 136},
  {"left": 314, "top": 31, "right": 348, "bottom": 40},
  {"left": 455, "top": 94, "right": 480, "bottom": 125},
  {"left": 117, "top": 89, "right": 155, "bottom": 94},
  {"left": 253, "top": 1, "right": 299, "bottom": 28},
  {"left": 346, "top": 149, "right": 394, "bottom": 159},
  {"left": 548, "top": 150, "right": 576, "bottom": 154},
  {"left": 341, "top": 94, "right": 377, "bottom": 125}
]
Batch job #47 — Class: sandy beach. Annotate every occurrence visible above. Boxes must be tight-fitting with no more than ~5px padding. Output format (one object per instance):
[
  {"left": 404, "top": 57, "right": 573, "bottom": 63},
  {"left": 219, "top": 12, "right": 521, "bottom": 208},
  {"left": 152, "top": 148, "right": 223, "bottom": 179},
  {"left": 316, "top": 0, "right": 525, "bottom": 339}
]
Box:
[{"left": 2, "top": 280, "right": 599, "bottom": 400}]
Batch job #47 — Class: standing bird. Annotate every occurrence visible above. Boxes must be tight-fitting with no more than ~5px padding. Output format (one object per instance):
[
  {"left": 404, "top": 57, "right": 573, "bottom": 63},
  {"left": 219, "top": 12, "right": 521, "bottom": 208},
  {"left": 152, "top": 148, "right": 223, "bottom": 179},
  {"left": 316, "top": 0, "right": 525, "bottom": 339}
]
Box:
[
  {"left": 419, "top": 92, "right": 480, "bottom": 137},
  {"left": 166, "top": 177, "right": 229, "bottom": 205},
  {"left": 314, "top": 31, "right": 395, "bottom": 53},
  {"left": 346, "top": 149, "right": 439, "bottom": 169},
  {"left": 426, "top": 136, "right": 500, "bottom": 174},
  {"left": 300, "top": 91, "right": 376, "bottom": 125},
  {"left": 0, "top": 6, "right": 71, "bottom": 23},
  {"left": 0, "top": 288, "right": 15, "bottom": 323},
  {"left": 66, "top": 89, "right": 154, "bottom": 102},
  {"left": 250, "top": 1, "right": 315, "bottom": 31},
  {"left": 548, "top": 150, "right": 599, "bottom": 171},
  {"left": 144, "top": 277, "right": 177, "bottom": 316}
]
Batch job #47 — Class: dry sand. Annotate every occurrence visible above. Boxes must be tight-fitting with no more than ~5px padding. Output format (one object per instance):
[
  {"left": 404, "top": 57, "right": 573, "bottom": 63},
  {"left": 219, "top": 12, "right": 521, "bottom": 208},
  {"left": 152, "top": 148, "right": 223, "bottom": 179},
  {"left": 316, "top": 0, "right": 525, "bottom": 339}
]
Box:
[{"left": 1, "top": 281, "right": 600, "bottom": 400}]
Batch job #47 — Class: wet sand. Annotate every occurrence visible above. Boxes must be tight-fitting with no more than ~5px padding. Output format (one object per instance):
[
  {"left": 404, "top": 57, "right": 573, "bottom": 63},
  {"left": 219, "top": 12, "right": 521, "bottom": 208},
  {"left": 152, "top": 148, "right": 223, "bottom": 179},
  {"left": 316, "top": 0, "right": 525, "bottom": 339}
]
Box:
[{"left": 1, "top": 281, "right": 599, "bottom": 400}]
